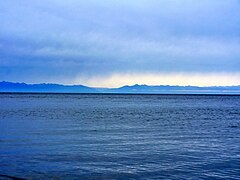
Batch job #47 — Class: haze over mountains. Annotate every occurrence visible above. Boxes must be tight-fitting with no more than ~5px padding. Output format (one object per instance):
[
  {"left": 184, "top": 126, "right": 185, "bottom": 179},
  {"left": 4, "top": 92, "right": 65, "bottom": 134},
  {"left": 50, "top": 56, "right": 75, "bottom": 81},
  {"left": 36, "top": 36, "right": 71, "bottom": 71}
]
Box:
[{"left": 1, "top": 81, "right": 240, "bottom": 94}]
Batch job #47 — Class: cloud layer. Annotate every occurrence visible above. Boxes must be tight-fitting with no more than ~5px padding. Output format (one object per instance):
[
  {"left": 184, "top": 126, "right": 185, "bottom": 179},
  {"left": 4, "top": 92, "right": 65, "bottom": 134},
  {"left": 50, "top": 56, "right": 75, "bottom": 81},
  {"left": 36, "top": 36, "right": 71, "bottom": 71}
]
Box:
[{"left": 0, "top": 0, "right": 240, "bottom": 86}]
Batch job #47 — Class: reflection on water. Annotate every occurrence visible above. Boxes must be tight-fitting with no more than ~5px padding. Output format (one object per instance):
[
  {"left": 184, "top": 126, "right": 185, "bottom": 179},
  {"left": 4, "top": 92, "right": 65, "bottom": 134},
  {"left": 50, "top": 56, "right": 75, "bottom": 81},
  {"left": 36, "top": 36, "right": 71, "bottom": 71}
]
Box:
[{"left": 0, "top": 94, "right": 240, "bottom": 179}]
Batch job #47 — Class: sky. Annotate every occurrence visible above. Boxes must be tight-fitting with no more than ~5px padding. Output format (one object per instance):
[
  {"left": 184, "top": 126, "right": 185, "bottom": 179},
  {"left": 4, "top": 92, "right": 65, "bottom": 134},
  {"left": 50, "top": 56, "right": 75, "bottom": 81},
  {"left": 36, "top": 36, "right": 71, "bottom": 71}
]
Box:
[{"left": 0, "top": 0, "right": 240, "bottom": 87}]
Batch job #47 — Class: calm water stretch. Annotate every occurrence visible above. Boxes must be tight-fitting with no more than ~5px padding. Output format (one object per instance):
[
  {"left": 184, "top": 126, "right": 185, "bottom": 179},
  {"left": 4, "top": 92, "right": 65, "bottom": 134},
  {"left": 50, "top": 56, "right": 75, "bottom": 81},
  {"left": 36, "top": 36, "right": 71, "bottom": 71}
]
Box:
[{"left": 0, "top": 93, "right": 240, "bottom": 179}]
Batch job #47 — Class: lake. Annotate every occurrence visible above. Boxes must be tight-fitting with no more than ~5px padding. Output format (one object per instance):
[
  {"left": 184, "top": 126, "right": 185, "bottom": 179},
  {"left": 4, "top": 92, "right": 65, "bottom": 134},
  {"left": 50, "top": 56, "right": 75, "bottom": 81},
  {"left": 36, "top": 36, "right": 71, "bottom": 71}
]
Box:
[{"left": 0, "top": 93, "right": 240, "bottom": 179}]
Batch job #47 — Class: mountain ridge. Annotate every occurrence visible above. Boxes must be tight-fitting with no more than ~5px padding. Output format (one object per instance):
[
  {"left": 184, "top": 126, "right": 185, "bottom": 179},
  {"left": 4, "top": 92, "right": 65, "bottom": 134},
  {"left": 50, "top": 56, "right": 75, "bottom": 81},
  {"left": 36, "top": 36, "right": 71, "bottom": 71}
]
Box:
[{"left": 0, "top": 81, "right": 240, "bottom": 94}]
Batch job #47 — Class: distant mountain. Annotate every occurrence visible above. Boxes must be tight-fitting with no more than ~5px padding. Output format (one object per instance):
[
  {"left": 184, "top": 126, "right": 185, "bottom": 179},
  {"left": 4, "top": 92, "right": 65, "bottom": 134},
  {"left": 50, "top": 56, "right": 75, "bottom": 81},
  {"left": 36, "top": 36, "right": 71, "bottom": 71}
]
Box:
[
  {"left": 108, "top": 84, "right": 240, "bottom": 94},
  {"left": 0, "top": 81, "right": 240, "bottom": 94},
  {"left": 0, "top": 81, "right": 97, "bottom": 93}
]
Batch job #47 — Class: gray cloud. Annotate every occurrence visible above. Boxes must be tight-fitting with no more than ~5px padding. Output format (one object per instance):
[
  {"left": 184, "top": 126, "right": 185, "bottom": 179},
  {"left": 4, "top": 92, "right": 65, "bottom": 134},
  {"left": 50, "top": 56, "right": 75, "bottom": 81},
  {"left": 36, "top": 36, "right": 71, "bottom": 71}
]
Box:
[{"left": 0, "top": 0, "right": 240, "bottom": 83}]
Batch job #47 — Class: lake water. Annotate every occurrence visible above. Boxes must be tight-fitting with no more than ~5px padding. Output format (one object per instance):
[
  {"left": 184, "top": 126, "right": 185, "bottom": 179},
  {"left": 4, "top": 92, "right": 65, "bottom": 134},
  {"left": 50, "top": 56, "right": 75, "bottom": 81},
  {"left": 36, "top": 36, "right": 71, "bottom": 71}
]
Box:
[{"left": 0, "top": 93, "right": 240, "bottom": 179}]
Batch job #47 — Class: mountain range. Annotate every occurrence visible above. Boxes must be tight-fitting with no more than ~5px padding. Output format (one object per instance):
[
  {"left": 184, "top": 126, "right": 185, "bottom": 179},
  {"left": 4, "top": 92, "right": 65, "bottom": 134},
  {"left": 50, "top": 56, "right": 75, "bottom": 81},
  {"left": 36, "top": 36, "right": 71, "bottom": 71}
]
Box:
[{"left": 0, "top": 81, "right": 240, "bottom": 94}]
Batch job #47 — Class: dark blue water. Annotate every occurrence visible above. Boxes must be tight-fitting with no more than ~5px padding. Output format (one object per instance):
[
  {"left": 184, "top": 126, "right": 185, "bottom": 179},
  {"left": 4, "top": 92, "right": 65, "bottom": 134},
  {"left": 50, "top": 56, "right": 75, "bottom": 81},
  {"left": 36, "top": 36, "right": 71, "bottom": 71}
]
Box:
[{"left": 0, "top": 94, "right": 240, "bottom": 179}]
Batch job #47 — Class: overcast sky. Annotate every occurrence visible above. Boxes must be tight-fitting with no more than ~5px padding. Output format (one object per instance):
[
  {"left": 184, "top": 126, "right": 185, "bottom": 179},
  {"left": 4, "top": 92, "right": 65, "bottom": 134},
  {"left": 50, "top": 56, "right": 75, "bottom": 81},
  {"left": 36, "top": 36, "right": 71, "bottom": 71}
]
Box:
[{"left": 1, "top": 0, "right": 240, "bottom": 87}]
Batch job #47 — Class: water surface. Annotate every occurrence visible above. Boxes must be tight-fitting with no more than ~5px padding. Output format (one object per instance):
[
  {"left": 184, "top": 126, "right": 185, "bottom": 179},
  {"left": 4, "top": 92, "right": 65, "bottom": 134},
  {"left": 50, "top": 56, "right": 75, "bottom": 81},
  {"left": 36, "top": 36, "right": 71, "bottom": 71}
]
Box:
[{"left": 0, "top": 94, "right": 240, "bottom": 179}]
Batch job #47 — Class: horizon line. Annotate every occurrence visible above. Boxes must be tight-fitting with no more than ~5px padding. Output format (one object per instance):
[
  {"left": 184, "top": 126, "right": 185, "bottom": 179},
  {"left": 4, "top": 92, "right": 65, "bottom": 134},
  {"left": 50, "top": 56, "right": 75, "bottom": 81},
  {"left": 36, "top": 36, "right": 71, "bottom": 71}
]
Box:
[{"left": 1, "top": 81, "right": 240, "bottom": 89}]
